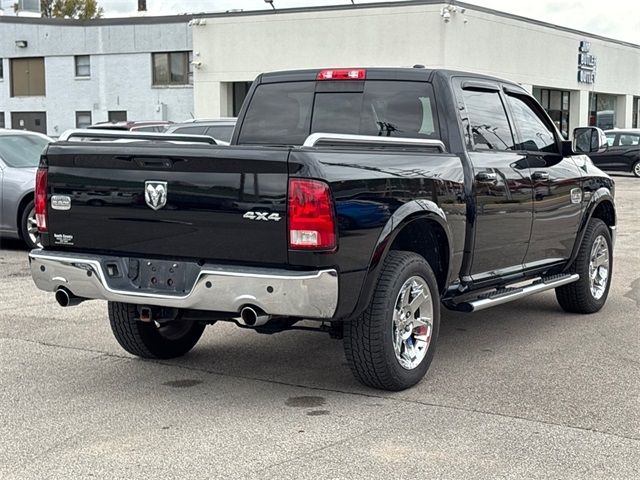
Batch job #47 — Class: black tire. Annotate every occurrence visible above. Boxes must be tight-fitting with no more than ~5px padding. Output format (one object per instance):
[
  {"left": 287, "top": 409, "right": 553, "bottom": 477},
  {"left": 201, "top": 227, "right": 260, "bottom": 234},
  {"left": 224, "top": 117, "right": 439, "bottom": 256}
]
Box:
[
  {"left": 19, "top": 200, "right": 39, "bottom": 249},
  {"left": 343, "top": 251, "right": 440, "bottom": 391},
  {"left": 632, "top": 160, "right": 640, "bottom": 178},
  {"left": 108, "top": 302, "right": 205, "bottom": 359},
  {"left": 556, "top": 218, "right": 612, "bottom": 314}
]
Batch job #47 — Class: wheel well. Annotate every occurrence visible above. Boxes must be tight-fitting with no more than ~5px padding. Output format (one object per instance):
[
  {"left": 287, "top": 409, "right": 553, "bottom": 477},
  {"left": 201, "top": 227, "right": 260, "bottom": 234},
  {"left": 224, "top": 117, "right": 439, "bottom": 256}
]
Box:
[
  {"left": 16, "top": 193, "right": 34, "bottom": 239},
  {"left": 591, "top": 200, "right": 615, "bottom": 229},
  {"left": 389, "top": 219, "right": 449, "bottom": 293}
]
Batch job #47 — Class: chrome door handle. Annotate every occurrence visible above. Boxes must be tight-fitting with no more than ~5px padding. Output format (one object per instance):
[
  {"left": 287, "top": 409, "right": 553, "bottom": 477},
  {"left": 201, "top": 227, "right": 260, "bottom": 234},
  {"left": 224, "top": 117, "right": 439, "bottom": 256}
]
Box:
[
  {"left": 532, "top": 171, "right": 550, "bottom": 181},
  {"left": 475, "top": 171, "right": 497, "bottom": 182}
]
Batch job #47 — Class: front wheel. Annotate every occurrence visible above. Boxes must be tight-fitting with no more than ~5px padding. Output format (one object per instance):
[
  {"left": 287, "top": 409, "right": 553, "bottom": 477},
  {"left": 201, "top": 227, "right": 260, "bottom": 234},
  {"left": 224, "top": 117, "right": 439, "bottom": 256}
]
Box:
[
  {"left": 108, "top": 302, "right": 205, "bottom": 359},
  {"left": 556, "top": 218, "right": 612, "bottom": 313},
  {"left": 632, "top": 160, "right": 640, "bottom": 178},
  {"left": 344, "top": 251, "right": 440, "bottom": 391}
]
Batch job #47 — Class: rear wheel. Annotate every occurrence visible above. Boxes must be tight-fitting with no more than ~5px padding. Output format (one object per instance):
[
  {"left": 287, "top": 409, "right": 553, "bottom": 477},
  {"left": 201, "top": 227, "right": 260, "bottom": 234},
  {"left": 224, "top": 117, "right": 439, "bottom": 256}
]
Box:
[
  {"left": 19, "top": 200, "right": 40, "bottom": 249},
  {"left": 108, "top": 302, "right": 205, "bottom": 359},
  {"left": 556, "top": 218, "right": 612, "bottom": 313},
  {"left": 344, "top": 251, "right": 440, "bottom": 391},
  {"left": 632, "top": 160, "right": 640, "bottom": 178}
]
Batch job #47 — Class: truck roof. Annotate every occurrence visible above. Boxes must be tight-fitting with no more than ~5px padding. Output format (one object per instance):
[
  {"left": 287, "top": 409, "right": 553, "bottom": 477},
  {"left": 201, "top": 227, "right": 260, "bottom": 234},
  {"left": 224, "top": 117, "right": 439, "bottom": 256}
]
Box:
[{"left": 259, "top": 67, "right": 524, "bottom": 90}]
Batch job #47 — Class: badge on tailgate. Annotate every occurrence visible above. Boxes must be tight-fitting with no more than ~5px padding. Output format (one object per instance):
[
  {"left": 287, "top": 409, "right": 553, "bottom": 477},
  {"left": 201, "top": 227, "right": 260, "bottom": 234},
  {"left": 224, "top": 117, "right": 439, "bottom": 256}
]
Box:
[{"left": 145, "top": 181, "right": 168, "bottom": 211}]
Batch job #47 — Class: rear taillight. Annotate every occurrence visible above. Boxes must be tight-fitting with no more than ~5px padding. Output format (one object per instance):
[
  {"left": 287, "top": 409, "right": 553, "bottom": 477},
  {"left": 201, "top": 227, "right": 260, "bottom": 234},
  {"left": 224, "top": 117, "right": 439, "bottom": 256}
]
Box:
[
  {"left": 288, "top": 179, "right": 336, "bottom": 251},
  {"left": 35, "top": 167, "right": 48, "bottom": 232},
  {"left": 317, "top": 68, "right": 366, "bottom": 81}
]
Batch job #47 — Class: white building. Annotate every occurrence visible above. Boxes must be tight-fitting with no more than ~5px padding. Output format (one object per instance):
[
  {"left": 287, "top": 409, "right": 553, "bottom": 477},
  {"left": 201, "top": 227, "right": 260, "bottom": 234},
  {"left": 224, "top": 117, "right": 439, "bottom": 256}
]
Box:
[
  {"left": 190, "top": 1, "right": 640, "bottom": 136},
  {"left": 0, "top": 15, "right": 194, "bottom": 136}
]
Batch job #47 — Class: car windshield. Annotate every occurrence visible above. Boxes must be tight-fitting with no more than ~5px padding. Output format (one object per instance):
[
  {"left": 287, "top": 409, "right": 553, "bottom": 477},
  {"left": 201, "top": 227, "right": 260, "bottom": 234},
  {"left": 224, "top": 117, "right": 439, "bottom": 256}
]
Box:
[{"left": 0, "top": 134, "right": 51, "bottom": 168}]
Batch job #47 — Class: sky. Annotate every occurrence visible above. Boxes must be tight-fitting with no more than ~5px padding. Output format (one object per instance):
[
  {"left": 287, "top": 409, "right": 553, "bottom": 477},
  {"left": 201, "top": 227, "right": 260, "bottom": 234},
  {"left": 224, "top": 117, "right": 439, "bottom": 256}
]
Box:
[{"left": 93, "top": 0, "right": 640, "bottom": 44}]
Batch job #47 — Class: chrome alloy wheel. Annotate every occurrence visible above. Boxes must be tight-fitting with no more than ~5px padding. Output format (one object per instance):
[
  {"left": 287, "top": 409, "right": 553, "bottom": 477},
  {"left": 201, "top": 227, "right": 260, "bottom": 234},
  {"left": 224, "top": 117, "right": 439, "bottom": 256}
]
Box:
[
  {"left": 589, "top": 234, "right": 610, "bottom": 300},
  {"left": 392, "top": 276, "right": 433, "bottom": 370},
  {"left": 26, "top": 206, "right": 41, "bottom": 247},
  {"left": 634, "top": 162, "right": 640, "bottom": 177}
]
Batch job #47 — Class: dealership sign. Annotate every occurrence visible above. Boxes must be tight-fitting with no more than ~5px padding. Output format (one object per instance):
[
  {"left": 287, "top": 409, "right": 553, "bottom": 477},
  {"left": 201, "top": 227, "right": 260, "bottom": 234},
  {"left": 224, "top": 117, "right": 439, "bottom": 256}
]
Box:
[{"left": 577, "top": 41, "right": 596, "bottom": 84}]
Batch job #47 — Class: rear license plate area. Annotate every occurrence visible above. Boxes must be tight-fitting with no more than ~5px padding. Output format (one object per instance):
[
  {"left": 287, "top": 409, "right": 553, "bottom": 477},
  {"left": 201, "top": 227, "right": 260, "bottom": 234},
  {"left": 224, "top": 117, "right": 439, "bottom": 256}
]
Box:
[{"left": 138, "top": 260, "right": 188, "bottom": 292}]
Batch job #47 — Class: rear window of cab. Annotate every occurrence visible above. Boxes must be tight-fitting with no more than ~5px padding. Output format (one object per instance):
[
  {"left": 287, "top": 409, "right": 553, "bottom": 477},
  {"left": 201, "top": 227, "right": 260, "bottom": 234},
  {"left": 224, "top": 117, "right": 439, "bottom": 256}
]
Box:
[{"left": 238, "top": 81, "right": 439, "bottom": 145}]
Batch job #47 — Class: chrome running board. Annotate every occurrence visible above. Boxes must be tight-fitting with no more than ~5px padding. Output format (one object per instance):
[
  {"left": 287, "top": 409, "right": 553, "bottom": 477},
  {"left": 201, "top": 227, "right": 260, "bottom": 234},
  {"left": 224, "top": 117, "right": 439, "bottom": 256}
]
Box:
[{"left": 448, "top": 274, "right": 579, "bottom": 313}]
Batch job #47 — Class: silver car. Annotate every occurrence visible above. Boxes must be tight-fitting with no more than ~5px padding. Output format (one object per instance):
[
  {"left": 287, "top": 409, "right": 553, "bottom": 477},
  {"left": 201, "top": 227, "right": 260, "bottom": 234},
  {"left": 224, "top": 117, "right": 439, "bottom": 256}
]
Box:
[
  {"left": 0, "top": 129, "right": 52, "bottom": 248},
  {"left": 164, "top": 118, "right": 236, "bottom": 144}
]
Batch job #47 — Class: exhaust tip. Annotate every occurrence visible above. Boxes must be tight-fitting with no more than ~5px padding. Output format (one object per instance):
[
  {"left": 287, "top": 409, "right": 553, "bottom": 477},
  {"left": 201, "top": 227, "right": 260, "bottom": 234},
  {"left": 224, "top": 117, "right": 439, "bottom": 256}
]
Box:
[
  {"left": 55, "top": 288, "right": 71, "bottom": 307},
  {"left": 240, "top": 306, "right": 259, "bottom": 326},
  {"left": 240, "top": 306, "right": 271, "bottom": 327}
]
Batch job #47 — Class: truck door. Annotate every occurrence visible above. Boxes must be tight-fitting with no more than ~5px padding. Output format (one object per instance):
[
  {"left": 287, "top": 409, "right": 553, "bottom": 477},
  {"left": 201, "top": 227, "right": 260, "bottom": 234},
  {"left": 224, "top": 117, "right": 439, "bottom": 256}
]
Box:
[
  {"left": 454, "top": 79, "right": 534, "bottom": 279},
  {"left": 502, "top": 89, "right": 583, "bottom": 264}
]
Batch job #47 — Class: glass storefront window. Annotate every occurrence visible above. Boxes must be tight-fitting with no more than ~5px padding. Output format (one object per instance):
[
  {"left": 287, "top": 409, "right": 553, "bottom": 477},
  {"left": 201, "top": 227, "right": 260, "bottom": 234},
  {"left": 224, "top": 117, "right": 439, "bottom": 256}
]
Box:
[
  {"left": 633, "top": 97, "right": 639, "bottom": 128},
  {"left": 588, "top": 93, "right": 617, "bottom": 130},
  {"left": 533, "top": 87, "right": 571, "bottom": 139}
]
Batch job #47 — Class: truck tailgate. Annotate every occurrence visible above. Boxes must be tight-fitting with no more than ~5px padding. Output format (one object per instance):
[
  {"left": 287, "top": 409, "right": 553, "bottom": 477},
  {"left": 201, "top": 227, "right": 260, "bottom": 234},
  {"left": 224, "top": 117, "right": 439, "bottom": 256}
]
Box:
[{"left": 44, "top": 143, "right": 289, "bottom": 264}]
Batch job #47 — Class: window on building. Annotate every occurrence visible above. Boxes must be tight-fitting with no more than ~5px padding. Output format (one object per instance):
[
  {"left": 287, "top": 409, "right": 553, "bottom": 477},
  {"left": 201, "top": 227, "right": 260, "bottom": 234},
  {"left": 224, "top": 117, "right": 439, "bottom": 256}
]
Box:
[
  {"left": 533, "top": 88, "right": 570, "bottom": 139},
  {"left": 152, "top": 51, "right": 192, "bottom": 86},
  {"left": 588, "top": 93, "right": 616, "bottom": 130},
  {"left": 10, "top": 57, "right": 45, "bottom": 96},
  {"left": 0, "top": 112, "right": 5, "bottom": 128},
  {"left": 75, "top": 55, "right": 90, "bottom": 77},
  {"left": 75, "top": 111, "right": 92, "bottom": 128},
  {"left": 633, "top": 97, "right": 639, "bottom": 129},
  {"left": 0, "top": 59, "right": 4, "bottom": 80},
  {"left": 233, "top": 82, "right": 253, "bottom": 116},
  {"left": 108, "top": 111, "right": 127, "bottom": 122},
  {"left": 460, "top": 89, "right": 514, "bottom": 151},
  {"left": 505, "top": 94, "right": 558, "bottom": 153}
]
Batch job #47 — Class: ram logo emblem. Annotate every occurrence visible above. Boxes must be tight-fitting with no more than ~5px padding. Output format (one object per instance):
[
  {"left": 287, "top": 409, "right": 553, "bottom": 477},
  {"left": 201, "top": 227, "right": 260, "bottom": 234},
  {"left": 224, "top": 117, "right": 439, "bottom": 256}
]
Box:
[
  {"left": 243, "top": 211, "right": 282, "bottom": 222},
  {"left": 145, "top": 181, "right": 168, "bottom": 210}
]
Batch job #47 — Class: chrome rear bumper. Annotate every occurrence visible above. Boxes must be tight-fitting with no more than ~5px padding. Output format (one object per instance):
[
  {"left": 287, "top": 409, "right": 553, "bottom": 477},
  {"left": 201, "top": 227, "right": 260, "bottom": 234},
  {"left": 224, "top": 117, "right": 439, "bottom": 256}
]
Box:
[{"left": 29, "top": 250, "right": 338, "bottom": 319}]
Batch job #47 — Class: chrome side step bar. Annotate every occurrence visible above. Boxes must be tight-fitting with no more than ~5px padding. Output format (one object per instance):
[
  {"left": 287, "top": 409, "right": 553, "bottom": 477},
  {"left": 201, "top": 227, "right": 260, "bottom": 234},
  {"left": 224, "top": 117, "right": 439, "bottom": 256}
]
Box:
[{"left": 449, "top": 274, "right": 579, "bottom": 313}]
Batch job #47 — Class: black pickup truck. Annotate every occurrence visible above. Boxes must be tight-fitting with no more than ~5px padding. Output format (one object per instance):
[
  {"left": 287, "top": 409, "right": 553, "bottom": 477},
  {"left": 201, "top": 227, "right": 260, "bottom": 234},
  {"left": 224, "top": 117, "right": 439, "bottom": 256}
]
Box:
[{"left": 29, "top": 67, "right": 616, "bottom": 391}]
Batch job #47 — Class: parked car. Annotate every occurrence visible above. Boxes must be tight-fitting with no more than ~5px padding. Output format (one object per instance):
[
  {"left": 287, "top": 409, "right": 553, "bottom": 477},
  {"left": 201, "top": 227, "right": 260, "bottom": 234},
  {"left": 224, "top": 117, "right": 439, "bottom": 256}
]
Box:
[
  {"left": 164, "top": 118, "right": 236, "bottom": 143},
  {"left": 587, "top": 129, "right": 640, "bottom": 177},
  {"left": 29, "top": 67, "right": 615, "bottom": 391},
  {"left": 0, "top": 129, "right": 52, "bottom": 248},
  {"left": 88, "top": 121, "right": 173, "bottom": 133}
]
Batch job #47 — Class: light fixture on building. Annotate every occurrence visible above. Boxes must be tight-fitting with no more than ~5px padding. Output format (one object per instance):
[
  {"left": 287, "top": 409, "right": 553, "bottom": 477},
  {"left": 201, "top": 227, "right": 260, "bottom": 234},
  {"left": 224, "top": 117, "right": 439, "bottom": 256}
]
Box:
[
  {"left": 15, "top": 40, "right": 28, "bottom": 48},
  {"left": 264, "top": 0, "right": 276, "bottom": 10},
  {"left": 440, "top": 4, "right": 467, "bottom": 23}
]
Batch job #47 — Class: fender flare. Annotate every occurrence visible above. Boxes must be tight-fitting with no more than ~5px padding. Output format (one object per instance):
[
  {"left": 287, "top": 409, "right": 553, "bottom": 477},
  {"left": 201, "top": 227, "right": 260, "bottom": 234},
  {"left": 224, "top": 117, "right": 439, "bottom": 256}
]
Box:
[
  {"left": 565, "top": 187, "right": 616, "bottom": 270},
  {"left": 348, "top": 199, "right": 454, "bottom": 319}
]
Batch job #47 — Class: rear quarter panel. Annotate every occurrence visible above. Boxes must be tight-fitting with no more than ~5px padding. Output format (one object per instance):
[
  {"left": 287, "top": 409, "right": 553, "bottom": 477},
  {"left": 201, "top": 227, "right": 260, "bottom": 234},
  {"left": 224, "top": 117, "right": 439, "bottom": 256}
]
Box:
[{"left": 288, "top": 148, "right": 466, "bottom": 318}]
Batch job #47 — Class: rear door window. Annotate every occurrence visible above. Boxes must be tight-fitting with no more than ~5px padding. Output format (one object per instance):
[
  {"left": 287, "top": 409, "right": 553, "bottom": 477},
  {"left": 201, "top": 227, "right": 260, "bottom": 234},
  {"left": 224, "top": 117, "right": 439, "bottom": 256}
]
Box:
[
  {"left": 237, "top": 80, "right": 438, "bottom": 145},
  {"left": 459, "top": 89, "right": 514, "bottom": 151}
]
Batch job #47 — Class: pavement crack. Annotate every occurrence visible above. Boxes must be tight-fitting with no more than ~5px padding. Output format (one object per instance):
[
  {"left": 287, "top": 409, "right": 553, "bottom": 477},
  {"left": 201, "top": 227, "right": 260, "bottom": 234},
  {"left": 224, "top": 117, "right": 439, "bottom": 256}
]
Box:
[{"left": 3, "top": 335, "right": 640, "bottom": 444}]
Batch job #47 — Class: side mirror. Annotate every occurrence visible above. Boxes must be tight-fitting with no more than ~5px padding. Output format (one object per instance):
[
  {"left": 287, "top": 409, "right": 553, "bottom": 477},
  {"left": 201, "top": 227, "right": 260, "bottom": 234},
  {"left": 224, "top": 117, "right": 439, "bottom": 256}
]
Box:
[{"left": 572, "top": 127, "right": 607, "bottom": 154}]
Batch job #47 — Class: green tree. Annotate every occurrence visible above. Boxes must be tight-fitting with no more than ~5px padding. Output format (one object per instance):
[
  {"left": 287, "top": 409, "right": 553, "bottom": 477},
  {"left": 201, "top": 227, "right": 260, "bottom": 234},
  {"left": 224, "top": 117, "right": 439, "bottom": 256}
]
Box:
[
  {"left": 14, "top": 0, "right": 104, "bottom": 19},
  {"left": 52, "top": 0, "right": 104, "bottom": 19}
]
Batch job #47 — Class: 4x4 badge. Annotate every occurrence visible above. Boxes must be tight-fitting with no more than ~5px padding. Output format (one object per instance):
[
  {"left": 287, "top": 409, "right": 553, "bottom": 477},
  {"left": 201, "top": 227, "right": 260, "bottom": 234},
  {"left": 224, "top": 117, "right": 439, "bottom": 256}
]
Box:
[
  {"left": 145, "top": 181, "right": 168, "bottom": 210},
  {"left": 243, "top": 211, "right": 282, "bottom": 221}
]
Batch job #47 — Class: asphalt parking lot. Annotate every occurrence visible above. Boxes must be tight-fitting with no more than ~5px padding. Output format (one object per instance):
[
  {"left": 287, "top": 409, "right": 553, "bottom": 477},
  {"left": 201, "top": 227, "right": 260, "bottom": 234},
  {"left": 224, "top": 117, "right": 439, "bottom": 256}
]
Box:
[{"left": 1, "top": 175, "right": 638, "bottom": 480}]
